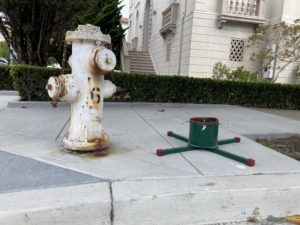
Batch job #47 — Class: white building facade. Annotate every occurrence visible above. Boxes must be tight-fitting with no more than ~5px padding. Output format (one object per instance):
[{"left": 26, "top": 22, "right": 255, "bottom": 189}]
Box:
[{"left": 127, "top": 0, "right": 300, "bottom": 84}]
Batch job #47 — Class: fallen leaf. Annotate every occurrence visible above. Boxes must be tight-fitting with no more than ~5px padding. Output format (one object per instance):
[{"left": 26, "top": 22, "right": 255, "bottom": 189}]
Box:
[
  {"left": 285, "top": 215, "right": 300, "bottom": 225},
  {"left": 51, "top": 101, "right": 58, "bottom": 108},
  {"left": 247, "top": 217, "right": 260, "bottom": 223}
]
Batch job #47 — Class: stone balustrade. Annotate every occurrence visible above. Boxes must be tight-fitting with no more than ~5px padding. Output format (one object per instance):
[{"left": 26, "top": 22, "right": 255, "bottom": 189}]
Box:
[
  {"left": 228, "top": 0, "right": 259, "bottom": 16},
  {"left": 219, "top": 0, "right": 266, "bottom": 28},
  {"left": 160, "top": 3, "right": 179, "bottom": 37}
]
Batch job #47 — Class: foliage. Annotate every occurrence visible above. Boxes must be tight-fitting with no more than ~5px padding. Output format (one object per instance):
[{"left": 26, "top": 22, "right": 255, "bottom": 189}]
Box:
[
  {"left": 112, "top": 73, "right": 300, "bottom": 109},
  {"left": 228, "top": 67, "right": 258, "bottom": 82},
  {"left": 0, "top": 41, "right": 9, "bottom": 60},
  {"left": 47, "top": 57, "right": 61, "bottom": 68},
  {"left": 10, "top": 65, "right": 63, "bottom": 100},
  {"left": 212, "top": 62, "right": 231, "bottom": 80},
  {"left": 6, "top": 65, "right": 300, "bottom": 109},
  {"left": 75, "top": 0, "right": 126, "bottom": 67},
  {"left": 0, "top": 0, "right": 93, "bottom": 66},
  {"left": 0, "top": 65, "right": 13, "bottom": 90},
  {"left": 212, "top": 61, "right": 259, "bottom": 82},
  {"left": 247, "top": 19, "right": 300, "bottom": 81}
]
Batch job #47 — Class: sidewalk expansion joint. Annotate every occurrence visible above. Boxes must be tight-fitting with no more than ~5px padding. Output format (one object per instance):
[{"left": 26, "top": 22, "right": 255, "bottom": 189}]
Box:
[
  {"left": 109, "top": 182, "right": 115, "bottom": 225},
  {"left": 55, "top": 117, "right": 70, "bottom": 141},
  {"left": 131, "top": 105, "right": 204, "bottom": 175}
]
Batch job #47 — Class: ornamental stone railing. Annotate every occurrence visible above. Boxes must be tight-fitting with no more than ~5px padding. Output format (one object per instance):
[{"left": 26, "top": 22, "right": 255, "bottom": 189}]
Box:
[
  {"left": 160, "top": 3, "right": 179, "bottom": 37},
  {"left": 218, "top": 0, "right": 266, "bottom": 28}
]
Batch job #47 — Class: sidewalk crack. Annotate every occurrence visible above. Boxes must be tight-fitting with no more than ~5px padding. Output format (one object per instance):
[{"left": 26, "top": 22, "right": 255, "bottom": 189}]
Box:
[
  {"left": 109, "top": 182, "right": 115, "bottom": 225},
  {"left": 131, "top": 105, "right": 204, "bottom": 175},
  {"left": 55, "top": 117, "right": 70, "bottom": 141}
]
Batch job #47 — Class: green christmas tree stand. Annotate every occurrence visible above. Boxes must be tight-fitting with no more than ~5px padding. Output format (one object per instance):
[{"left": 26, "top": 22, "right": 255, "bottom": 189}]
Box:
[{"left": 156, "top": 117, "right": 255, "bottom": 167}]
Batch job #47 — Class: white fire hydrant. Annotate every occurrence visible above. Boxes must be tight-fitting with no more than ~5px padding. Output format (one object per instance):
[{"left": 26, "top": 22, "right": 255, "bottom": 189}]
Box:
[{"left": 46, "top": 24, "right": 117, "bottom": 151}]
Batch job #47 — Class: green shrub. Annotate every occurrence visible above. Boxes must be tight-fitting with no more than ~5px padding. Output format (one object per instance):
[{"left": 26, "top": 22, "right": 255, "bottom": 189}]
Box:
[
  {"left": 112, "top": 72, "right": 300, "bottom": 109},
  {"left": 7, "top": 65, "right": 300, "bottom": 109},
  {"left": 228, "top": 66, "right": 259, "bottom": 82},
  {"left": 212, "top": 61, "right": 260, "bottom": 82},
  {"left": 0, "top": 65, "right": 13, "bottom": 90},
  {"left": 212, "top": 61, "right": 231, "bottom": 80},
  {"left": 10, "top": 65, "right": 63, "bottom": 101}
]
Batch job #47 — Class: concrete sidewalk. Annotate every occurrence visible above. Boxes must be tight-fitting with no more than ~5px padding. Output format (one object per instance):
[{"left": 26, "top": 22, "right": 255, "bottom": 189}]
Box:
[
  {"left": 0, "top": 93, "right": 299, "bottom": 225},
  {"left": 251, "top": 107, "right": 300, "bottom": 122},
  {"left": 0, "top": 91, "right": 19, "bottom": 110}
]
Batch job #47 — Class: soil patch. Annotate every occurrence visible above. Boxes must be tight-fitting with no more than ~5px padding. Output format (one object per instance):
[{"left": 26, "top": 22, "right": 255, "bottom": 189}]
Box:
[{"left": 256, "top": 135, "right": 300, "bottom": 161}]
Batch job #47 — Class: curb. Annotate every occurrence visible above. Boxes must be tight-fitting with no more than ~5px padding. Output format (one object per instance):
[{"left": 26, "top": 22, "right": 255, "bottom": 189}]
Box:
[
  {"left": 6, "top": 101, "right": 129, "bottom": 108},
  {"left": 0, "top": 91, "right": 19, "bottom": 96},
  {"left": 0, "top": 174, "right": 299, "bottom": 225},
  {"left": 7, "top": 101, "right": 70, "bottom": 108},
  {"left": 6, "top": 101, "right": 238, "bottom": 109},
  {"left": 0, "top": 182, "right": 111, "bottom": 225},
  {"left": 112, "top": 173, "right": 300, "bottom": 225}
]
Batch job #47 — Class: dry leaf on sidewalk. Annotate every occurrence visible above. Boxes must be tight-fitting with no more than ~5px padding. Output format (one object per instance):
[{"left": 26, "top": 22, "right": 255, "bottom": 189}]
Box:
[
  {"left": 51, "top": 101, "right": 58, "bottom": 108},
  {"left": 285, "top": 215, "right": 300, "bottom": 225}
]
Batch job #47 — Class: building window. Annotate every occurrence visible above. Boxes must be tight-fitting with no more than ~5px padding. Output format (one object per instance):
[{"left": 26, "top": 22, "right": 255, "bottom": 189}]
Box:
[
  {"left": 166, "top": 41, "right": 171, "bottom": 62},
  {"left": 229, "top": 39, "right": 245, "bottom": 62}
]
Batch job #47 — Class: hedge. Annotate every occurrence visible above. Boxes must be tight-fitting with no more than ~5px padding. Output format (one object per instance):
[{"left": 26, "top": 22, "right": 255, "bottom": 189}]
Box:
[
  {"left": 1, "top": 65, "right": 300, "bottom": 109},
  {"left": 0, "top": 65, "right": 13, "bottom": 90},
  {"left": 10, "top": 65, "right": 66, "bottom": 101},
  {"left": 112, "top": 73, "right": 300, "bottom": 109}
]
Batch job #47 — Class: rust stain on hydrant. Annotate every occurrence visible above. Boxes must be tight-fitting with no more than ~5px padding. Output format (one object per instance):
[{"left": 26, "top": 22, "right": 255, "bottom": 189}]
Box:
[{"left": 46, "top": 24, "right": 117, "bottom": 152}]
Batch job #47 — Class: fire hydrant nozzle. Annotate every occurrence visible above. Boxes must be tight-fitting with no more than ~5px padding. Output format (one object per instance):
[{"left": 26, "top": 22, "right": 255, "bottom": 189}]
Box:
[
  {"left": 46, "top": 24, "right": 117, "bottom": 151},
  {"left": 90, "top": 47, "right": 116, "bottom": 76}
]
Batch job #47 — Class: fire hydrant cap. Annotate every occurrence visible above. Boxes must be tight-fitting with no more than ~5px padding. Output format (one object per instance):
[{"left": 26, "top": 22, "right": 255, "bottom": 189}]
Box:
[
  {"left": 46, "top": 77, "right": 60, "bottom": 99},
  {"left": 96, "top": 47, "right": 116, "bottom": 73},
  {"left": 66, "top": 24, "right": 111, "bottom": 45}
]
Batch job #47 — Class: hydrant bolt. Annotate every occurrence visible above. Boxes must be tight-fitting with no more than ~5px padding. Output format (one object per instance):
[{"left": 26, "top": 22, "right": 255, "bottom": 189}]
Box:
[
  {"left": 105, "top": 57, "right": 112, "bottom": 64},
  {"left": 46, "top": 84, "right": 52, "bottom": 91}
]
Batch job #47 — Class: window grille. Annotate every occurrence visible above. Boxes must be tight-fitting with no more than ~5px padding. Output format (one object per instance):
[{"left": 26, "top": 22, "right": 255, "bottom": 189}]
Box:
[{"left": 229, "top": 39, "right": 245, "bottom": 62}]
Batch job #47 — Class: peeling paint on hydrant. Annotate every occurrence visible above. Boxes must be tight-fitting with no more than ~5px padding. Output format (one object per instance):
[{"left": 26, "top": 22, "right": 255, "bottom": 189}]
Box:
[{"left": 46, "top": 24, "right": 117, "bottom": 151}]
